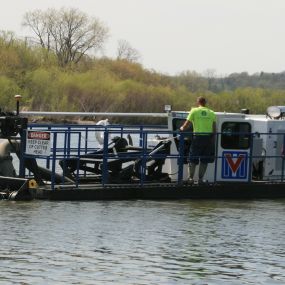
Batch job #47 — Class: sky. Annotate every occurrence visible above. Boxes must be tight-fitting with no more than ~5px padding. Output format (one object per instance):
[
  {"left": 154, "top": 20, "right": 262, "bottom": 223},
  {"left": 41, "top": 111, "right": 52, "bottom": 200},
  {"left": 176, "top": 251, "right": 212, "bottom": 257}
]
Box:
[{"left": 0, "top": 0, "right": 284, "bottom": 76}]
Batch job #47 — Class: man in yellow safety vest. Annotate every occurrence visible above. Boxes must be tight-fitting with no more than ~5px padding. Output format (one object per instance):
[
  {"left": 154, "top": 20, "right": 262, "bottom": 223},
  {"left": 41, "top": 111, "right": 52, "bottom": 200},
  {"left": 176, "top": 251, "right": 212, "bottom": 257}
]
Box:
[{"left": 180, "top": 96, "right": 216, "bottom": 183}]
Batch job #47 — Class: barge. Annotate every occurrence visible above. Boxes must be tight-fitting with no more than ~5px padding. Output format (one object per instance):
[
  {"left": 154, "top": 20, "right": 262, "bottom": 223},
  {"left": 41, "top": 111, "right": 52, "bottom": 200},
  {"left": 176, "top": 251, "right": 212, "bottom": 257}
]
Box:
[{"left": 2, "top": 102, "right": 285, "bottom": 200}]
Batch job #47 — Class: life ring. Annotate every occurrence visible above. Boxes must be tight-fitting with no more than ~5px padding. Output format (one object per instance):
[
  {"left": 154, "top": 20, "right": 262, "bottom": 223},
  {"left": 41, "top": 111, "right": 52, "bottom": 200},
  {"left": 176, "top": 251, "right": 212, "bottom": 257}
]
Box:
[{"left": 95, "top": 119, "right": 110, "bottom": 145}]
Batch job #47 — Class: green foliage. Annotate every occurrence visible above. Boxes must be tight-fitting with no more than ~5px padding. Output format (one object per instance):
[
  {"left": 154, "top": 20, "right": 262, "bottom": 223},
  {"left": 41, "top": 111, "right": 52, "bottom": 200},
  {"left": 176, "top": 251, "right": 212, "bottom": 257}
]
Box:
[
  {"left": 1, "top": 30, "right": 285, "bottom": 123},
  {"left": 174, "top": 71, "right": 208, "bottom": 92},
  {"left": 0, "top": 76, "right": 22, "bottom": 111}
]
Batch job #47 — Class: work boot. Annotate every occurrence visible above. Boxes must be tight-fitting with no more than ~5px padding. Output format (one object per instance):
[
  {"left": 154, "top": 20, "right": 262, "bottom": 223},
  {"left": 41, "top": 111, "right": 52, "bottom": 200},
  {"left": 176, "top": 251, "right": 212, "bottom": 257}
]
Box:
[
  {"left": 187, "top": 178, "right": 194, "bottom": 185},
  {"left": 198, "top": 178, "right": 207, "bottom": 185}
]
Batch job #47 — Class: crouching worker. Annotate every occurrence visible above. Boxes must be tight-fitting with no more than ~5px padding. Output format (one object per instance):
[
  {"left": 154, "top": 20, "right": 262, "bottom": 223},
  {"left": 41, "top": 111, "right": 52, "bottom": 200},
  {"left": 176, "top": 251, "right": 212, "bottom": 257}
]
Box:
[{"left": 180, "top": 96, "right": 216, "bottom": 184}]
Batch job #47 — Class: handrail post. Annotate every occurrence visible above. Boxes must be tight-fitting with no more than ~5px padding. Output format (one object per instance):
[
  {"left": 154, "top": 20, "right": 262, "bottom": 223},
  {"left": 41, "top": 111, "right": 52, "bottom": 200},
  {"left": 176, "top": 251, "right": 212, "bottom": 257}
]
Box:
[
  {"left": 248, "top": 132, "right": 253, "bottom": 183},
  {"left": 139, "top": 126, "right": 143, "bottom": 147},
  {"left": 282, "top": 134, "right": 285, "bottom": 182},
  {"left": 177, "top": 132, "right": 184, "bottom": 185},
  {"left": 51, "top": 132, "right": 57, "bottom": 190},
  {"left": 19, "top": 129, "right": 26, "bottom": 178},
  {"left": 67, "top": 126, "right": 71, "bottom": 157},
  {"left": 46, "top": 125, "right": 51, "bottom": 169},
  {"left": 84, "top": 126, "right": 88, "bottom": 154},
  {"left": 102, "top": 129, "right": 109, "bottom": 186},
  {"left": 140, "top": 132, "right": 147, "bottom": 187},
  {"left": 75, "top": 132, "right": 81, "bottom": 188},
  {"left": 214, "top": 132, "right": 218, "bottom": 183}
]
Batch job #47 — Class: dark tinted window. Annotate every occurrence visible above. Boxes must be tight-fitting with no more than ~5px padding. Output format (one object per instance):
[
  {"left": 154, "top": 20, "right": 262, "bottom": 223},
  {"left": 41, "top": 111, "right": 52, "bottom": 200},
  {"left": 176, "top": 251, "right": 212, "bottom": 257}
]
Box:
[
  {"left": 172, "top": 118, "right": 192, "bottom": 133},
  {"left": 172, "top": 118, "right": 192, "bottom": 155},
  {"left": 221, "top": 122, "right": 251, "bottom": 149}
]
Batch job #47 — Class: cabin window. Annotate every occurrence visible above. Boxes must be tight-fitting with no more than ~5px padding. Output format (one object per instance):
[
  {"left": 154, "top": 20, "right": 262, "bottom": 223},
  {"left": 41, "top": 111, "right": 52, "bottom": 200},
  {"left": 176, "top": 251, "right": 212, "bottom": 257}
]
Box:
[
  {"left": 221, "top": 122, "right": 251, "bottom": 149},
  {"left": 172, "top": 118, "right": 192, "bottom": 137},
  {"left": 172, "top": 118, "right": 193, "bottom": 142}
]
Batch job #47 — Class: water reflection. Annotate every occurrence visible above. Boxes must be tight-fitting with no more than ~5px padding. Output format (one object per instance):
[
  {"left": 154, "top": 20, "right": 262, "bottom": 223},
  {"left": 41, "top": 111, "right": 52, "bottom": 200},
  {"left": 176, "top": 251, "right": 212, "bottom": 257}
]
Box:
[{"left": 0, "top": 200, "right": 285, "bottom": 284}]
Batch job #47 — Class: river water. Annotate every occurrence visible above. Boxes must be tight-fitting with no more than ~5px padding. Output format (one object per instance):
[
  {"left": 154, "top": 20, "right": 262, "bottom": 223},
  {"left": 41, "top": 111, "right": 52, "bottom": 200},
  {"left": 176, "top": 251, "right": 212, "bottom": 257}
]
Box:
[{"left": 0, "top": 199, "right": 285, "bottom": 284}]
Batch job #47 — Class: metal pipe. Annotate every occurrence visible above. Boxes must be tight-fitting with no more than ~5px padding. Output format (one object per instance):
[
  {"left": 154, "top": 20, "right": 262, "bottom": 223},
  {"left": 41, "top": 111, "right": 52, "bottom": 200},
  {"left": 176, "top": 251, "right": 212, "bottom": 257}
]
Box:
[
  {"left": 20, "top": 111, "right": 168, "bottom": 118},
  {"left": 15, "top": 95, "right": 22, "bottom": 115}
]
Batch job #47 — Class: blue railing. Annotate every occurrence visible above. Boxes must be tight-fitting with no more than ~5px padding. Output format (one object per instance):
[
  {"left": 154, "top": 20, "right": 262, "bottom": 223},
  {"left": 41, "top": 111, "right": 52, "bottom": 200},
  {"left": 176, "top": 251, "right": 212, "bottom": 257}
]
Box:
[
  {"left": 22, "top": 124, "right": 172, "bottom": 189},
  {"left": 20, "top": 124, "right": 285, "bottom": 189}
]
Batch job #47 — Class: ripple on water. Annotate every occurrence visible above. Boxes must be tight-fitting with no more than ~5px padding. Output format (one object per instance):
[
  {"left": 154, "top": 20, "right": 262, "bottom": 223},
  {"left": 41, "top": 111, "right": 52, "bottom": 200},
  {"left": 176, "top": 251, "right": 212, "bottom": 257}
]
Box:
[{"left": 0, "top": 199, "right": 285, "bottom": 284}]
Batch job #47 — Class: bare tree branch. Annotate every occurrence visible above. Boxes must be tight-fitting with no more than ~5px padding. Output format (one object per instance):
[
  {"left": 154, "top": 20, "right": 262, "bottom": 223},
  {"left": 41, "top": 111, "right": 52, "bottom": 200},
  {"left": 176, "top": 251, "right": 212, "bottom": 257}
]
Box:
[
  {"left": 117, "top": 39, "right": 141, "bottom": 63},
  {"left": 22, "top": 7, "right": 109, "bottom": 66}
]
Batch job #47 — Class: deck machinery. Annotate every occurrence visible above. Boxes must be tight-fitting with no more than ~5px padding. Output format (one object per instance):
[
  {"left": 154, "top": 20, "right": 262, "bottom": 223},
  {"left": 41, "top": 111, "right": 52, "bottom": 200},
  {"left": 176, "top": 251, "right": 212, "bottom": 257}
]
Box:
[{"left": 2, "top": 106, "right": 285, "bottom": 200}]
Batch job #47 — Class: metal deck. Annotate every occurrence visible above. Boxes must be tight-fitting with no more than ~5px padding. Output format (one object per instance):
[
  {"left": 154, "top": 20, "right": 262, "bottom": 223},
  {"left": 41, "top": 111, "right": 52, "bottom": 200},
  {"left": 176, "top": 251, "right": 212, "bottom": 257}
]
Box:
[{"left": 32, "top": 181, "right": 285, "bottom": 200}]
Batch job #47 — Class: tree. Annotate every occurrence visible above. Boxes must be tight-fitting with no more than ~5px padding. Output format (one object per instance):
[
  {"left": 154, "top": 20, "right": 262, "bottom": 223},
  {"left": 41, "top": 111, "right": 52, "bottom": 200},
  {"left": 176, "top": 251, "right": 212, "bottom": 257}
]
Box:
[
  {"left": 0, "top": 30, "right": 17, "bottom": 47},
  {"left": 117, "top": 39, "right": 141, "bottom": 62},
  {"left": 22, "top": 8, "right": 109, "bottom": 66},
  {"left": 176, "top": 70, "right": 208, "bottom": 92}
]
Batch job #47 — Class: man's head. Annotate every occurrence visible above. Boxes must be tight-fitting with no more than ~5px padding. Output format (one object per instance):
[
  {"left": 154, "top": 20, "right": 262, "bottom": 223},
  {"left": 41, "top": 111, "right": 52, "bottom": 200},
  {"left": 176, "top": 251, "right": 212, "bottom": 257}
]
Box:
[{"left": 197, "top": 96, "right": 206, "bottom": 107}]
